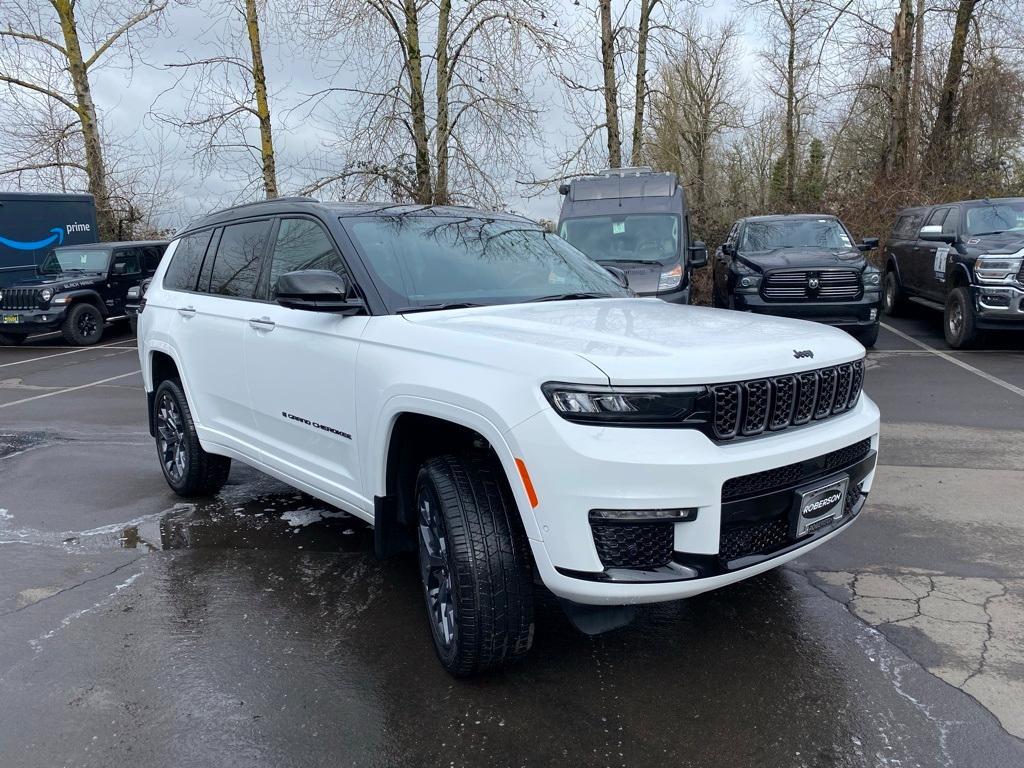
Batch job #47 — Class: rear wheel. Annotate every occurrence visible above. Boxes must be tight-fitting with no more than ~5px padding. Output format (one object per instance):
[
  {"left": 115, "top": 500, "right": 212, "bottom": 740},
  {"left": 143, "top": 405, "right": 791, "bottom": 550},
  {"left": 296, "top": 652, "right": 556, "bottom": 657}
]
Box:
[
  {"left": 0, "top": 332, "right": 27, "bottom": 346},
  {"left": 944, "top": 287, "right": 980, "bottom": 349},
  {"left": 882, "top": 270, "right": 907, "bottom": 317},
  {"left": 415, "top": 454, "right": 534, "bottom": 676},
  {"left": 153, "top": 378, "right": 231, "bottom": 496},
  {"left": 61, "top": 302, "right": 104, "bottom": 346},
  {"left": 854, "top": 323, "right": 879, "bottom": 348}
]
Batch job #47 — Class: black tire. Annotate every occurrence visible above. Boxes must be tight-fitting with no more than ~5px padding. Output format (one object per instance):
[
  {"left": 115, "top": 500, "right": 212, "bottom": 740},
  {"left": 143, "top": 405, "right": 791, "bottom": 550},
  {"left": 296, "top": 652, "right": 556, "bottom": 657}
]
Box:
[
  {"left": 0, "top": 332, "right": 27, "bottom": 346},
  {"left": 153, "top": 378, "right": 231, "bottom": 496},
  {"left": 944, "top": 286, "right": 980, "bottom": 349},
  {"left": 415, "top": 454, "right": 534, "bottom": 676},
  {"left": 61, "top": 302, "right": 104, "bottom": 346},
  {"left": 882, "top": 270, "right": 907, "bottom": 317},
  {"left": 854, "top": 323, "right": 879, "bottom": 348}
]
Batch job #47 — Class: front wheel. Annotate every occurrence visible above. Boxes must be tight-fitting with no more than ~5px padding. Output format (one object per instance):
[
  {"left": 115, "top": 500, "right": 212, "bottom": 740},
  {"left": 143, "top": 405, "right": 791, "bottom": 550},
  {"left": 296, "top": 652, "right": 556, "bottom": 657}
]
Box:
[
  {"left": 153, "top": 378, "right": 231, "bottom": 496},
  {"left": 0, "top": 332, "right": 27, "bottom": 346},
  {"left": 415, "top": 454, "right": 534, "bottom": 676},
  {"left": 61, "top": 302, "right": 104, "bottom": 346},
  {"left": 944, "top": 287, "right": 980, "bottom": 349},
  {"left": 854, "top": 323, "right": 879, "bottom": 348}
]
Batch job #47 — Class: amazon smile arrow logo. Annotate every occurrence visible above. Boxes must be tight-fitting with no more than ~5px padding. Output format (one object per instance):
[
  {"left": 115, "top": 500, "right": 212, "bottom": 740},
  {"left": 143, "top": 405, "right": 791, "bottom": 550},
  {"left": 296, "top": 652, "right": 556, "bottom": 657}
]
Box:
[{"left": 0, "top": 227, "right": 65, "bottom": 251}]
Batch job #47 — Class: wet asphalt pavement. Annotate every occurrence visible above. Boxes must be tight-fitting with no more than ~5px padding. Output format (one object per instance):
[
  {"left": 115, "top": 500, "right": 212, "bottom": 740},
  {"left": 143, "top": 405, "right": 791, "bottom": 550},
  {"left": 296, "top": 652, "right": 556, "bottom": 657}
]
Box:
[{"left": 1, "top": 311, "right": 1023, "bottom": 768}]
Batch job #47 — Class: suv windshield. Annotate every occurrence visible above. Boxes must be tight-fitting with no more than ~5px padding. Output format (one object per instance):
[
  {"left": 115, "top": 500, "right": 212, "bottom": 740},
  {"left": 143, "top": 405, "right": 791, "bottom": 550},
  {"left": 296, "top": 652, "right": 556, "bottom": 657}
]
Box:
[
  {"left": 740, "top": 219, "right": 852, "bottom": 251},
  {"left": 40, "top": 248, "right": 111, "bottom": 274},
  {"left": 559, "top": 214, "right": 679, "bottom": 264},
  {"left": 964, "top": 200, "right": 1024, "bottom": 236},
  {"left": 343, "top": 215, "right": 628, "bottom": 310}
]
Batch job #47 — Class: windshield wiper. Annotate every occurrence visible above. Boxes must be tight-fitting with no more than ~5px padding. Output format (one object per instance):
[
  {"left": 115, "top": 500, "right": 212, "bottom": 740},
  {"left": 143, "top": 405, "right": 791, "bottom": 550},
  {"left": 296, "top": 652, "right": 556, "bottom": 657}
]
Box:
[
  {"left": 526, "top": 292, "right": 612, "bottom": 303},
  {"left": 396, "top": 301, "right": 486, "bottom": 314},
  {"left": 971, "top": 230, "right": 1004, "bottom": 236},
  {"left": 597, "top": 259, "right": 655, "bottom": 265}
]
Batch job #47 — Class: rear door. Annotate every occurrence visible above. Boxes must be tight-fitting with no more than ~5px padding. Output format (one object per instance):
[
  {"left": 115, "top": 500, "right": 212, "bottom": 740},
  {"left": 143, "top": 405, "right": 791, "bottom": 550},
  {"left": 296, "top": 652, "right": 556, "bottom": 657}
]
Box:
[
  {"left": 887, "top": 212, "right": 920, "bottom": 293},
  {"left": 243, "top": 216, "right": 369, "bottom": 510},
  {"left": 108, "top": 247, "right": 143, "bottom": 314},
  {"left": 172, "top": 220, "right": 272, "bottom": 452}
]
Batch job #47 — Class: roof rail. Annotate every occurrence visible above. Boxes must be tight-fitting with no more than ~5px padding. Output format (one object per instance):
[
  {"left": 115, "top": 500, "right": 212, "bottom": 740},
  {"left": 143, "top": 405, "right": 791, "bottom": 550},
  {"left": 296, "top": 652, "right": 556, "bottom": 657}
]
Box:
[
  {"left": 210, "top": 195, "right": 319, "bottom": 216},
  {"left": 598, "top": 167, "right": 655, "bottom": 177}
]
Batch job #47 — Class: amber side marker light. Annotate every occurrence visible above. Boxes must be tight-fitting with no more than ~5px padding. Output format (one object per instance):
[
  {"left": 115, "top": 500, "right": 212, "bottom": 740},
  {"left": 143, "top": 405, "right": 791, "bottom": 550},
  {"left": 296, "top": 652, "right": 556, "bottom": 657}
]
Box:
[{"left": 514, "top": 458, "right": 538, "bottom": 508}]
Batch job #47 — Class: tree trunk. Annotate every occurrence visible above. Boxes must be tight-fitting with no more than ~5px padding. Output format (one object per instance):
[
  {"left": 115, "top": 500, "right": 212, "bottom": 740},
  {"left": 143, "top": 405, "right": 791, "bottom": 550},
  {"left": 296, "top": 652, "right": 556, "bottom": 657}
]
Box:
[
  {"left": 599, "top": 0, "right": 622, "bottom": 168},
  {"left": 884, "top": 0, "right": 914, "bottom": 176},
  {"left": 403, "top": 0, "right": 432, "bottom": 203},
  {"left": 630, "top": 0, "right": 653, "bottom": 166},
  {"left": 784, "top": 19, "right": 796, "bottom": 206},
  {"left": 244, "top": 0, "right": 278, "bottom": 199},
  {"left": 433, "top": 0, "right": 451, "bottom": 204},
  {"left": 908, "top": 0, "right": 925, "bottom": 178},
  {"left": 52, "top": 0, "right": 114, "bottom": 240},
  {"left": 926, "top": 0, "right": 978, "bottom": 171}
]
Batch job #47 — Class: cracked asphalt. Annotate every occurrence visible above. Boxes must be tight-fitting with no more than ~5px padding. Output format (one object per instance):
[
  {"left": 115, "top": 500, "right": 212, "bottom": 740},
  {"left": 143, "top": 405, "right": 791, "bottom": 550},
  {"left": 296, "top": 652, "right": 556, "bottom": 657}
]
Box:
[{"left": 2, "top": 310, "right": 1023, "bottom": 768}]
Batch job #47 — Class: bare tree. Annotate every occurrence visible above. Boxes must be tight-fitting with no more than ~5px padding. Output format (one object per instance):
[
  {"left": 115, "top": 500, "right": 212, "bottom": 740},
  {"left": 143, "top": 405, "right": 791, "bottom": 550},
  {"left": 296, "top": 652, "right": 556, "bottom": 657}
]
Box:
[
  {"left": 0, "top": 0, "right": 168, "bottom": 239},
  {"left": 153, "top": 0, "right": 280, "bottom": 200},
  {"left": 296, "top": 0, "right": 562, "bottom": 206},
  {"left": 925, "top": 0, "right": 981, "bottom": 170}
]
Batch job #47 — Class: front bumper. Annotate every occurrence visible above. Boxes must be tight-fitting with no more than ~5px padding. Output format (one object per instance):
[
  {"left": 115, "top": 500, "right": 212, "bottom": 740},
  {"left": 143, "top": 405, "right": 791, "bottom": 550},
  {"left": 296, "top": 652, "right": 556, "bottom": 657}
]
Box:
[
  {"left": 508, "top": 395, "right": 880, "bottom": 605},
  {"left": 734, "top": 291, "right": 880, "bottom": 329},
  {"left": 973, "top": 284, "right": 1024, "bottom": 329},
  {"left": 0, "top": 307, "right": 67, "bottom": 334}
]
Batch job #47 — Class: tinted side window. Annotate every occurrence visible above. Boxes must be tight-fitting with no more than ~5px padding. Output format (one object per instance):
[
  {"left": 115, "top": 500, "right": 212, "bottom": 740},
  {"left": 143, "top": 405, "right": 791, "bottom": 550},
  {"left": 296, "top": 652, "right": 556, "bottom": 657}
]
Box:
[
  {"left": 208, "top": 221, "right": 271, "bottom": 298},
  {"left": 142, "top": 246, "right": 164, "bottom": 272},
  {"left": 892, "top": 216, "right": 911, "bottom": 239},
  {"left": 112, "top": 248, "right": 142, "bottom": 275},
  {"left": 942, "top": 207, "right": 960, "bottom": 236},
  {"left": 163, "top": 231, "right": 214, "bottom": 291},
  {"left": 925, "top": 207, "right": 950, "bottom": 230},
  {"left": 266, "top": 218, "right": 347, "bottom": 299}
]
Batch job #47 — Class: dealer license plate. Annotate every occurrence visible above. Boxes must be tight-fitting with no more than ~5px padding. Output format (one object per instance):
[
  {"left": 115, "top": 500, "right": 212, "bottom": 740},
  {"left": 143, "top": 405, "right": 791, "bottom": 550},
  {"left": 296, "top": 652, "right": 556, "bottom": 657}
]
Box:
[
  {"left": 2, "top": 315, "right": 19, "bottom": 324},
  {"left": 794, "top": 476, "right": 849, "bottom": 538}
]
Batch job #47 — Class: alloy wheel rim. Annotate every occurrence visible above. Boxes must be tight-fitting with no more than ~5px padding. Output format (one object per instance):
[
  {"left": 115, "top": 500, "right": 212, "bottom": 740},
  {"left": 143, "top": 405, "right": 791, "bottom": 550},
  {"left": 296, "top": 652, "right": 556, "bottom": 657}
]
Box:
[
  {"left": 78, "top": 310, "right": 98, "bottom": 337},
  {"left": 156, "top": 393, "right": 187, "bottom": 482},
  {"left": 949, "top": 301, "right": 963, "bottom": 336},
  {"left": 884, "top": 279, "right": 894, "bottom": 309},
  {"left": 418, "top": 488, "right": 457, "bottom": 650}
]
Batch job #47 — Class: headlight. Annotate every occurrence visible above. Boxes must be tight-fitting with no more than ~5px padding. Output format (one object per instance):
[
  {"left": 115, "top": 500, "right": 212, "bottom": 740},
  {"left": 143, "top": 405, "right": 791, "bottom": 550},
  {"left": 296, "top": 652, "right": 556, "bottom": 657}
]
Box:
[
  {"left": 975, "top": 255, "right": 1023, "bottom": 282},
  {"left": 39, "top": 288, "right": 52, "bottom": 302},
  {"left": 657, "top": 264, "right": 682, "bottom": 292},
  {"left": 542, "top": 382, "right": 708, "bottom": 426},
  {"left": 735, "top": 274, "right": 761, "bottom": 293},
  {"left": 862, "top": 269, "right": 881, "bottom": 286}
]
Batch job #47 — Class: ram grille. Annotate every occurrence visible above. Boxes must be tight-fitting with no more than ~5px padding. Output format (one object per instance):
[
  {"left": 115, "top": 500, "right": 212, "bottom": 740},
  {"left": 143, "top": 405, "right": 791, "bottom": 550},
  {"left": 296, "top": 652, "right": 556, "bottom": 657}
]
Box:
[{"left": 762, "top": 270, "right": 862, "bottom": 301}]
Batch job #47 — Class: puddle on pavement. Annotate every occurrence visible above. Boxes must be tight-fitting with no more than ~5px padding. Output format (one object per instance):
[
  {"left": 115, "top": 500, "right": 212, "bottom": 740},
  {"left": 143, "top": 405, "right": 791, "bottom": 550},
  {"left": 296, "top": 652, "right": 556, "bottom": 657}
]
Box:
[{"left": 0, "top": 431, "right": 51, "bottom": 459}]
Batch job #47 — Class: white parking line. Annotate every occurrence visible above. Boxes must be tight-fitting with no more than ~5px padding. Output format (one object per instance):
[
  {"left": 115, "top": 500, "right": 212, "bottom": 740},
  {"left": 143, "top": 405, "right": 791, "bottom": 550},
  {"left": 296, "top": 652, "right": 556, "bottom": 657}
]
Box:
[
  {"left": 880, "top": 322, "right": 1024, "bottom": 398},
  {"left": 0, "top": 339, "right": 131, "bottom": 369},
  {"left": 0, "top": 370, "right": 141, "bottom": 409}
]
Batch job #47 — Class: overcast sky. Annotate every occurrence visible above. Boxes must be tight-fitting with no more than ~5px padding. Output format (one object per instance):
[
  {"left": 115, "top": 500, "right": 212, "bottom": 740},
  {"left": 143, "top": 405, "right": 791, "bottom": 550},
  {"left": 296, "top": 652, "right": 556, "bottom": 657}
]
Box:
[{"left": 84, "top": 0, "right": 754, "bottom": 231}]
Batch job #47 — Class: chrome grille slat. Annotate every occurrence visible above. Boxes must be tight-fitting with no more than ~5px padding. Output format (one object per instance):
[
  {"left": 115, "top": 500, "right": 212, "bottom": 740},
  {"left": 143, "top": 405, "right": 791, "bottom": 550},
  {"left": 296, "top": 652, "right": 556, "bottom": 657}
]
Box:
[
  {"left": 762, "top": 269, "right": 863, "bottom": 302},
  {"left": 711, "top": 361, "right": 864, "bottom": 440}
]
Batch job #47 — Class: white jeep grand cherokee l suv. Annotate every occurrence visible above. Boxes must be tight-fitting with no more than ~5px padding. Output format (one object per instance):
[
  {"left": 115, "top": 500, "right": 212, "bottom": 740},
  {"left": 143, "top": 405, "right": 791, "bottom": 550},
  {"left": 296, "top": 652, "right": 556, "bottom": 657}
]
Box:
[{"left": 138, "top": 199, "right": 879, "bottom": 675}]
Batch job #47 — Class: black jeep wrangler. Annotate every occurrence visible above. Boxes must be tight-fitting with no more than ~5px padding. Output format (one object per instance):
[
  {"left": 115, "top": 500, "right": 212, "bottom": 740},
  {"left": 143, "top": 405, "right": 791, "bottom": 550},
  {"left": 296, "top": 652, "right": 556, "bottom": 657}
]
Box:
[
  {"left": 712, "top": 214, "right": 882, "bottom": 347},
  {"left": 0, "top": 240, "right": 167, "bottom": 346},
  {"left": 883, "top": 198, "right": 1024, "bottom": 348}
]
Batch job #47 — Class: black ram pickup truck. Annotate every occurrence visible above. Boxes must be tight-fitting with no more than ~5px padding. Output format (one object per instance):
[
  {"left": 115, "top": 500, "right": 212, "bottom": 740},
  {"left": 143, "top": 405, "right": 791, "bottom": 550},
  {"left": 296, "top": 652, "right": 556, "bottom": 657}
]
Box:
[
  {"left": 0, "top": 240, "right": 166, "bottom": 346},
  {"left": 883, "top": 198, "right": 1024, "bottom": 348},
  {"left": 712, "top": 214, "right": 882, "bottom": 347}
]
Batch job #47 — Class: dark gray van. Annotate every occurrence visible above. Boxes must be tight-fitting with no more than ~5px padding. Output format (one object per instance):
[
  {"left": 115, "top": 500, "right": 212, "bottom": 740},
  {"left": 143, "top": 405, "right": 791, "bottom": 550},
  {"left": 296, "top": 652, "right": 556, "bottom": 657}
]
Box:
[{"left": 557, "top": 168, "right": 707, "bottom": 303}]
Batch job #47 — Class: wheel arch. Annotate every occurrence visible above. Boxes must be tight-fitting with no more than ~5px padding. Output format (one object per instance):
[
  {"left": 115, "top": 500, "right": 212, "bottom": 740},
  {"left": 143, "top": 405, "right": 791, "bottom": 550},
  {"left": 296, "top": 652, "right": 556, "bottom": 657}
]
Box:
[
  {"left": 948, "top": 263, "right": 972, "bottom": 290},
  {"left": 146, "top": 346, "right": 185, "bottom": 437},
  {"left": 372, "top": 401, "right": 539, "bottom": 558},
  {"left": 59, "top": 289, "right": 107, "bottom": 315}
]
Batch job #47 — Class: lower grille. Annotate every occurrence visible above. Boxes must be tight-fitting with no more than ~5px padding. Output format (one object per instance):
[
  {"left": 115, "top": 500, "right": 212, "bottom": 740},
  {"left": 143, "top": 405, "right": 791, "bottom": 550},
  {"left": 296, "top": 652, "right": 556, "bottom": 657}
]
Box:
[
  {"left": 0, "top": 287, "right": 40, "bottom": 310},
  {"left": 722, "top": 438, "right": 872, "bottom": 501},
  {"left": 719, "top": 518, "right": 789, "bottom": 562},
  {"left": 591, "top": 522, "right": 673, "bottom": 569}
]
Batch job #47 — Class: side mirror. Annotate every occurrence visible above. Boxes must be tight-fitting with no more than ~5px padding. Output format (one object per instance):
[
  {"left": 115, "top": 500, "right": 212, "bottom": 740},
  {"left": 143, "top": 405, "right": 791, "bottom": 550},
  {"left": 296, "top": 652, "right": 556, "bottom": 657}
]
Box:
[
  {"left": 919, "top": 225, "right": 957, "bottom": 244},
  {"left": 275, "top": 270, "right": 365, "bottom": 314},
  {"left": 604, "top": 266, "right": 629, "bottom": 289},
  {"left": 721, "top": 243, "right": 736, "bottom": 257},
  {"left": 112, "top": 262, "right": 126, "bottom": 275},
  {"left": 858, "top": 237, "right": 880, "bottom": 252},
  {"left": 688, "top": 241, "right": 709, "bottom": 269}
]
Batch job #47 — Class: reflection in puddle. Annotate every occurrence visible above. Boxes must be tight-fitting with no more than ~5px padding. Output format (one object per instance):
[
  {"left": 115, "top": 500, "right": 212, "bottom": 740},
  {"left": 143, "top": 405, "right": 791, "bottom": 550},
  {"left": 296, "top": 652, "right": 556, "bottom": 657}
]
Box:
[{"left": 117, "top": 491, "right": 374, "bottom": 554}]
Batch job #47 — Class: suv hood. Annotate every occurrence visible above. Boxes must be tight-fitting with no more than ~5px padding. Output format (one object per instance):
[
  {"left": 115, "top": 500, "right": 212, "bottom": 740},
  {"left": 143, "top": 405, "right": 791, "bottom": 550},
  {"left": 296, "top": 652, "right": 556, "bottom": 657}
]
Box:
[
  {"left": 11, "top": 272, "right": 104, "bottom": 290},
  {"left": 737, "top": 248, "right": 866, "bottom": 272},
  {"left": 403, "top": 298, "right": 864, "bottom": 385}
]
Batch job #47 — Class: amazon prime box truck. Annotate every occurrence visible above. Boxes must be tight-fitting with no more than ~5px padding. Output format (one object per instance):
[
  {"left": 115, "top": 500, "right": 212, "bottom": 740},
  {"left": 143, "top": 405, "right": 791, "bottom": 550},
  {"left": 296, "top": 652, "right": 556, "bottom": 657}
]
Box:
[{"left": 0, "top": 192, "right": 98, "bottom": 287}]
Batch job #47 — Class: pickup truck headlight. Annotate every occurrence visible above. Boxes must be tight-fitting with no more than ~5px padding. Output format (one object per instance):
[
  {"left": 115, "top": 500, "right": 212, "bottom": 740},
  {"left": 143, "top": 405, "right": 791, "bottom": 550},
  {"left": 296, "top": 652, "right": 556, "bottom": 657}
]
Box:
[
  {"left": 862, "top": 268, "right": 881, "bottom": 286},
  {"left": 975, "top": 255, "right": 1023, "bottom": 283},
  {"left": 735, "top": 274, "right": 761, "bottom": 294},
  {"left": 542, "top": 382, "right": 709, "bottom": 426},
  {"left": 658, "top": 264, "right": 682, "bottom": 292}
]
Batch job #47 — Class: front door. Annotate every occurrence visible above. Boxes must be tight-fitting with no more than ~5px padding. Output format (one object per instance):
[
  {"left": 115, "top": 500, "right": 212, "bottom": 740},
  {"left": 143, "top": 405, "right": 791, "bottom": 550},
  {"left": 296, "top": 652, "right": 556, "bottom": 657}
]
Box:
[
  {"left": 108, "top": 247, "right": 143, "bottom": 314},
  {"left": 244, "top": 217, "right": 369, "bottom": 511},
  {"left": 914, "top": 207, "right": 953, "bottom": 301}
]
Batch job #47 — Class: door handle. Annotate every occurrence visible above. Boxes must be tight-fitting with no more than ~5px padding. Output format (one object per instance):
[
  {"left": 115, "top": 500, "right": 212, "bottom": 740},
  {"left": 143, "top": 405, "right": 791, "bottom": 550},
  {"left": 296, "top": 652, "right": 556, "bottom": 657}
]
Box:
[
  {"left": 177, "top": 305, "right": 196, "bottom": 317},
  {"left": 248, "top": 316, "right": 276, "bottom": 331}
]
